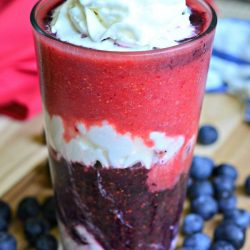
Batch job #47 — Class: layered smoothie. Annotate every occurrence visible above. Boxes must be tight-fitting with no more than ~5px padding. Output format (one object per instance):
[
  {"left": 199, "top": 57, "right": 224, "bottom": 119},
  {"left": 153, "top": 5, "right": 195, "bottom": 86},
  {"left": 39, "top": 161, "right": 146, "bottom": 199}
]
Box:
[{"left": 31, "top": 0, "right": 217, "bottom": 249}]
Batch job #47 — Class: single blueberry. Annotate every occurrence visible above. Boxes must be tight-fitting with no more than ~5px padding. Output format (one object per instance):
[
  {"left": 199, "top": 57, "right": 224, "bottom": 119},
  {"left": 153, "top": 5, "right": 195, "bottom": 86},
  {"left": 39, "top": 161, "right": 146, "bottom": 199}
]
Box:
[
  {"left": 182, "top": 214, "right": 204, "bottom": 235},
  {"left": 218, "top": 195, "right": 237, "bottom": 214},
  {"left": 42, "top": 196, "right": 57, "bottom": 228},
  {"left": 0, "top": 201, "right": 11, "bottom": 223},
  {"left": 0, "top": 232, "right": 16, "bottom": 250},
  {"left": 213, "top": 163, "right": 238, "bottom": 181},
  {"left": 0, "top": 218, "right": 8, "bottom": 232},
  {"left": 191, "top": 195, "right": 218, "bottom": 220},
  {"left": 224, "top": 209, "right": 250, "bottom": 230},
  {"left": 24, "top": 218, "right": 49, "bottom": 245},
  {"left": 211, "top": 241, "right": 236, "bottom": 250},
  {"left": 197, "top": 124, "right": 219, "bottom": 145},
  {"left": 244, "top": 176, "right": 250, "bottom": 196},
  {"left": 190, "top": 156, "right": 214, "bottom": 180},
  {"left": 188, "top": 180, "right": 214, "bottom": 200},
  {"left": 214, "top": 221, "right": 245, "bottom": 249},
  {"left": 183, "top": 233, "right": 211, "bottom": 250},
  {"left": 213, "top": 176, "right": 235, "bottom": 199},
  {"left": 35, "top": 234, "right": 58, "bottom": 250},
  {"left": 17, "top": 197, "right": 40, "bottom": 221}
]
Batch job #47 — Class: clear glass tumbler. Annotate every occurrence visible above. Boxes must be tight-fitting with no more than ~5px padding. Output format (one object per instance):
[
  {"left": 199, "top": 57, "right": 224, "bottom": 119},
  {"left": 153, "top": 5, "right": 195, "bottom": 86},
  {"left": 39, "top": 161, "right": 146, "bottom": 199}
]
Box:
[{"left": 31, "top": 1, "right": 217, "bottom": 249}]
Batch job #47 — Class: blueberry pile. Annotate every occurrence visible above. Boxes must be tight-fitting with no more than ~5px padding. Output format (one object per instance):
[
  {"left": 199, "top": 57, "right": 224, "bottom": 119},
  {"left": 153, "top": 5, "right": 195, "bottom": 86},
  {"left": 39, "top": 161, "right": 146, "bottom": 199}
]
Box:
[
  {"left": 179, "top": 156, "right": 250, "bottom": 250},
  {"left": 0, "top": 201, "right": 16, "bottom": 250},
  {"left": 0, "top": 196, "right": 58, "bottom": 250}
]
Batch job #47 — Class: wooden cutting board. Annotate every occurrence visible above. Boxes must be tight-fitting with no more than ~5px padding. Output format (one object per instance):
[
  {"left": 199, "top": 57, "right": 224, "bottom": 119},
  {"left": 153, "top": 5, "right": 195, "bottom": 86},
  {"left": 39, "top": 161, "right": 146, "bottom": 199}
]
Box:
[
  {"left": 0, "top": 115, "right": 47, "bottom": 197},
  {"left": 1, "top": 94, "right": 250, "bottom": 249}
]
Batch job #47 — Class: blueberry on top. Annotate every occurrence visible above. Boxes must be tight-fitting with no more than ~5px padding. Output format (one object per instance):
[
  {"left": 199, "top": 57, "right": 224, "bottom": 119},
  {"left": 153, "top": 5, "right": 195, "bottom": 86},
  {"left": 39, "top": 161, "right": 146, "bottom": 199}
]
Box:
[
  {"left": 35, "top": 234, "right": 58, "bottom": 250},
  {"left": 213, "top": 163, "right": 238, "bottom": 181},
  {"left": 190, "top": 156, "right": 214, "bottom": 180},
  {"left": 191, "top": 195, "right": 218, "bottom": 220},
  {"left": 0, "top": 201, "right": 11, "bottom": 223},
  {"left": 24, "top": 218, "right": 49, "bottom": 244},
  {"left": 42, "top": 196, "right": 57, "bottom": 228},
  {"left": 224, "top": 209, "right": 250, "bottom": 230},
  {"left": 197, "top": 124, "right": 219, "bottom": 145},
  {"left": 214, "top": 221, "right": 245, "bottom": 249},
  {"left": 182, "top": 214, "right": 204, "bottom": 235},
  {"left": 218, "top": 195, "right": 237, "bottom": 214},
  {"left": 244, "top": 175, "right": 250, "bottom": 196},
  {"left": 213, "top": 176, "right": 235, "bottom": 199},
  {"left": 183, "top": 233, "right": 211, "bottom": 250},
  {"left": 0, "top": 232, "right": 16, "bottom": 250},
  {"left": 17, "top": 197, "right": 40, "bottom": 221},
  {"left": 211, "top": 241, "right": 236, "bottom": 250},
  {"left": 188, "top": 180, "right": 214, "bottom": 200}
]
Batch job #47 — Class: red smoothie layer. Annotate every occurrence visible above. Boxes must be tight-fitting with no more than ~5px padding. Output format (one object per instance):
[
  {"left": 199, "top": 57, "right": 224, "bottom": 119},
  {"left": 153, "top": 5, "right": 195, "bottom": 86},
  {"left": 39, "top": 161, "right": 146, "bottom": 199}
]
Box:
[
  {"left": 33, "top": 0, "right": 216, "bottom": 190},
  {"left": 40, "top": 0, "right": 210, "bottom": 145}
]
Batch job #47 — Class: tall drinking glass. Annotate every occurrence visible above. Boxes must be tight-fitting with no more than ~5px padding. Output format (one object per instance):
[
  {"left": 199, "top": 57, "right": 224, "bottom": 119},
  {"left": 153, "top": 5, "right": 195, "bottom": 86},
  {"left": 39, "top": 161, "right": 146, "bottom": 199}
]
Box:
[{"left": 31, "top": 1, "right": 217, "bottom": 249}]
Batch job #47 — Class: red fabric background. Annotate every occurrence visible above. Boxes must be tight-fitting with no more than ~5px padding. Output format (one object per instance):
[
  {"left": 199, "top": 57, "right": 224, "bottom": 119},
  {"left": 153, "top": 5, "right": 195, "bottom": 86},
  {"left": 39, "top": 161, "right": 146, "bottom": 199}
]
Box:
[{"left": 0, "top": 0, "right": 41, "bottom": 120}]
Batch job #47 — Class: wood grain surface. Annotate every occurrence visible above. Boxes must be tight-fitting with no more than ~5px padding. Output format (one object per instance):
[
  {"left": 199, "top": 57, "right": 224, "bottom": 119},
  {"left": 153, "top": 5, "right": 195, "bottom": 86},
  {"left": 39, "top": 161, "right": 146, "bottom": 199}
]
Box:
[
  {"left": 1, "top": 94, "right": 250, "bottom": 249},
  {"left": 0, "top": 115, "right": 47, "bottom": 197}
]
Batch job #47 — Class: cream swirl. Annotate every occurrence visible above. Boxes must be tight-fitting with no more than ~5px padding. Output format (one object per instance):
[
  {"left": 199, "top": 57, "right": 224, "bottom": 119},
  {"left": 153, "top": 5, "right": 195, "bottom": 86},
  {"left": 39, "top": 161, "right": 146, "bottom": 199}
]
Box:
[
  {"left": 44, "top": 111, "right": 187, "bottom": 169},
  {"left": 50, "top": 0, "right": 196, "bottom": 51}
]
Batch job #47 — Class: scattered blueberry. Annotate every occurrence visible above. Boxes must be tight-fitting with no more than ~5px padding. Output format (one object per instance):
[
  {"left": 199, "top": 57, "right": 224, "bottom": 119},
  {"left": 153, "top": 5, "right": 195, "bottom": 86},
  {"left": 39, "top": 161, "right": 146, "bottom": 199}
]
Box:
[
  {"left": 213, "top": 163, "right": 238, "bottom": 181},
  {"left": 214, "top": 221, "right": 245, "bottom": 249},
  {"left": 0, "top": 232, "right": 16, "bottom": 250},
  {"left": 218, "top": 195, "right": 237, "bottom": 214},
  {"left": 178, "top": 248, "right": 193, "bottom": 250},
  {"left": 35, "top": 234, "right": 58, "bottom": 250},
  {"left": 213, "top": 176, "right": 235, "bottom": 199},
  {"left": 0, "top": 201, "right": 11, "bottom": 223},
  {"left": 182, "top": 214, "right": 204, "bottom": 235},
  {"left": 24, "top": 218, "right": 49, "bottom": 244},
  {"left": 197, "top": 124, "right": 219, "bottom": 145},
  {"left": 188, "top": 180, "right": 214, "bottom": 200},
  {"left": 190, "top": 156, "right": 214, "bottom": 180},
  {"left": 244, "top": 175, "right": 250, "bottom": 196},
  {"left": 0, "top": 218, "right": 8, "bottom": 232},
  {"left": 191, "top": 195, "right": 218, "bottom": 220},
  {"left": 224, "top": 209, "right": 250, "bottom": 230},
  {"left": 42, "top": 196, "right": 57, "bottom": 228},
  {"left": 183, "top": 233, "right": 211, "bottom": 250},
  {"left": 17, "top": 197, "right": 40, "bottom": 221},
  {"left": 211, "top": 241, "right": 236, "bottom": 250}
]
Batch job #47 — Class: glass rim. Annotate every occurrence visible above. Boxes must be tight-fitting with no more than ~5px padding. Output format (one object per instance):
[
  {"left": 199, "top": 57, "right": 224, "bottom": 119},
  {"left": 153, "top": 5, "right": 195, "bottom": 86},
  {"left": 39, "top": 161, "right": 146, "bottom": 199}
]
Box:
[{"left": 30, "top": 0, "right": 217, "bottom": 56}]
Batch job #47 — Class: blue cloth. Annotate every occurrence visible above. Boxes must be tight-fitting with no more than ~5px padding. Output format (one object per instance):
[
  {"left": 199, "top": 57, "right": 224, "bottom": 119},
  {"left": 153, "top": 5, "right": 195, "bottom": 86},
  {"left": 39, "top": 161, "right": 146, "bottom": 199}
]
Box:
[{"left": 206, "top": 18, "right": 250, "bottom": 122}]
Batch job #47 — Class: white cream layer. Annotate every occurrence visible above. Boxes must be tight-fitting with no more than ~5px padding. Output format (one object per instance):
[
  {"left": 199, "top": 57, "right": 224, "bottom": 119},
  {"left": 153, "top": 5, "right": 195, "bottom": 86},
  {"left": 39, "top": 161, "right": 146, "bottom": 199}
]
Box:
[
  {"left": 59, "top": 221, "right": 178, "bottom": 250},
  {"left": 50, "top": 0, "right": 196, "bottom": 51},
  {"left": 59, "top": 221, "right": 104, "bottom": 250},
  {"left": 45, "top": 112, "right": 185, "bottom": 169}
]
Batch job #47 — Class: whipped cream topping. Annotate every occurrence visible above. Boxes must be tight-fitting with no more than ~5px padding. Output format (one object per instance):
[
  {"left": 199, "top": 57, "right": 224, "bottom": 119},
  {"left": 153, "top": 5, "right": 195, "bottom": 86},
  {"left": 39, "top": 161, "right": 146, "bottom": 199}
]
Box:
[
  {"left": 50, "top": 0, "right": 196, "bottom": 51},
  {"left": 45, "top": 112, "right": 185, "bottom": 169}
]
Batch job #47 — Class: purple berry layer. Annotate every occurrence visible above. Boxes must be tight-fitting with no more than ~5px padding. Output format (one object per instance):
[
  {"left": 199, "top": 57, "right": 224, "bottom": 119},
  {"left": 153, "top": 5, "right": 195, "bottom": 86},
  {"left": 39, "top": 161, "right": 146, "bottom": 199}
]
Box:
[{"left": 49, "top": 148, "right": 188, "bottom": 250}]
